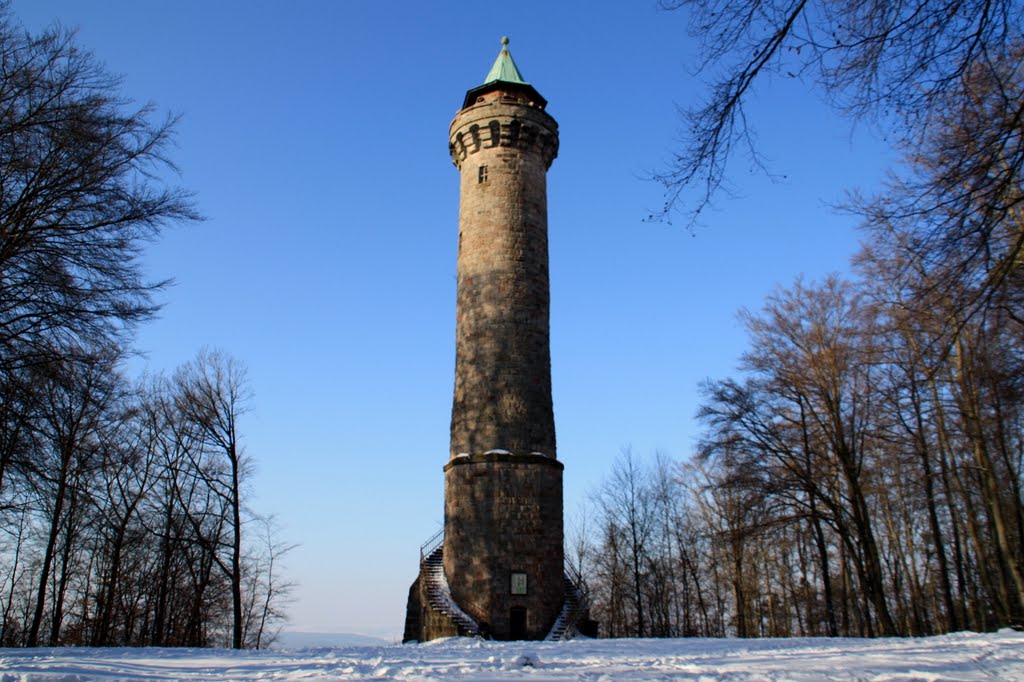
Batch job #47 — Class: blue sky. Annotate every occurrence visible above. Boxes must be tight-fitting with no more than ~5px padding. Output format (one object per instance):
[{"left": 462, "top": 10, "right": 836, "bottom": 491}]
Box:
[{"left": 17, "top": 1, "right": 893, "bottom": 640}]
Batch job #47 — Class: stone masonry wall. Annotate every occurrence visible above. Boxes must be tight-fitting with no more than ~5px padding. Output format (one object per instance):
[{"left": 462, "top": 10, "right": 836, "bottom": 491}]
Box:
[
  {"left": 448, "top": 92, "right": 559, "bottom": 459},
  {"left": 444, "top": 453, "right": 564, "bottom": 640}
]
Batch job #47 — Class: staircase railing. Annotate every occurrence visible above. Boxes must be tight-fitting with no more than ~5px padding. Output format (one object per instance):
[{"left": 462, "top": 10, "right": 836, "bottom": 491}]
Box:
[
  {"left": 419, "top": 529, "right": 590, "bottom": 640},
  {"left": 559, "top": 559, "right": 591, "bottom": 640},
  {"left": 420, "top": 527, "right": 444, "bottom": 563},
  {"left": 565, "top": 559, "right": 588, "bottom": 604},
  {"left": 417, "top": 529, "right": 481, "bottom": 637}
]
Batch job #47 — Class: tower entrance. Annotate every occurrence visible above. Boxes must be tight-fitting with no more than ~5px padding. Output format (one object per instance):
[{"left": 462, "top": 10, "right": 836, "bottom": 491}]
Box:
[{"left": 510, "top": 607, "right": 527, "bottom": 640}]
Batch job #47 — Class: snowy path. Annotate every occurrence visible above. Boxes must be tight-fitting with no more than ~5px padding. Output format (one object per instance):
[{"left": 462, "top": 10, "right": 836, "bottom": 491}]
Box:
[{"left": 1, "top": 631, "right": 1022, "bottom": 681}]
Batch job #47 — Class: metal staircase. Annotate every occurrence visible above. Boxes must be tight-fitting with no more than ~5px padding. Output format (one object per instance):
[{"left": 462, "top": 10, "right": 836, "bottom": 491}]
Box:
[
  {"left": 416, "top": 529, "right": 589, "bottom": 641},
  {"left": 421, "top": 545, "right": 481, "bottom": 637},
  {"left": 545, "top": 562, "right": 590, "bottom": 641}
]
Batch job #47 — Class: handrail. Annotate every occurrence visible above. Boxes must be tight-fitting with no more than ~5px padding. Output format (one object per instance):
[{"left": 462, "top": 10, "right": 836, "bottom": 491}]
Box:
[
  {"left": 564, "top": 558, "right": 589, "bottom": 604},
  {"left": 559, "top": 558, "right": 591, "bottom": 640},
  {"left": 420, "top": 527, "right": 444, "bottom": 563}
]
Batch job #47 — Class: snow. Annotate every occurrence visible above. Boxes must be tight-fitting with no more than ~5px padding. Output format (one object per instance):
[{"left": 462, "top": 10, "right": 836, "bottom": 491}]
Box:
[
  {"left": 1, "top": 631, "right": 1023, "bottom": 681},
  {"left": 425, "top": 553, "right": 481, "bottom": 634}
]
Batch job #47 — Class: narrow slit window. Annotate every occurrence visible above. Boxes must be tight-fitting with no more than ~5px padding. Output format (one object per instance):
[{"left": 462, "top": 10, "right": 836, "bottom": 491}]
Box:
[{"left": 478, "top": 165, "right": 488, "bottom": 183}]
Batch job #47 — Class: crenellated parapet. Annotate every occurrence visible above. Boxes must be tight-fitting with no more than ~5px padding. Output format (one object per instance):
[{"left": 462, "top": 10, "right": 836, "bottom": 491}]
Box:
[{"left": 449, "top": 100, "right": 558, "bottom": 170}]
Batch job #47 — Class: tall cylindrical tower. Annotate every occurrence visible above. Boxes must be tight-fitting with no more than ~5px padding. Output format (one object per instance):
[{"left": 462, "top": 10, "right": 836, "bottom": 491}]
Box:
[{"left": 442, "top": 37, "right": 565, "bottom": 641}]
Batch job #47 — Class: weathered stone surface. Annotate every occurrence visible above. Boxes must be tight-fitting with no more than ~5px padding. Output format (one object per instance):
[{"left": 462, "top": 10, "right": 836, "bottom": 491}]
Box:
[
  {"left": 444, "top": 454, "right": 564, "bottom": 639},
  {"left": 403, "top": 576, "right": 422, "bottom": 643},
  {"left": 448, "top": 89, "right": 559, "bottom": 460},
  {"left": 402, "top": 572, "right": 464, "bottom": 643}
]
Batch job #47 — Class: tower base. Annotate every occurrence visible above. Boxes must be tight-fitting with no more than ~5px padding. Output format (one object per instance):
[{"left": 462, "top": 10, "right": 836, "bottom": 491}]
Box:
[
  {"left": 403, "top": 542, "right": 592, "bottom": 643},
  {"left": 444, "top": 453, "right": 563, "bottom": 640},
  {"left": 403, "top": 546, "right": 481, "bottom": 643}
]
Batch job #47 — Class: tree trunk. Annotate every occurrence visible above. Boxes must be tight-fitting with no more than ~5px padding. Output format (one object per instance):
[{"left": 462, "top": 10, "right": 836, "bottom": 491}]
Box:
[
  {"left": 230, "top": 447, "right": 243, "bottom": 649},
  {"left": 27, "top": 455, "right": 70, "bottom": 647}
]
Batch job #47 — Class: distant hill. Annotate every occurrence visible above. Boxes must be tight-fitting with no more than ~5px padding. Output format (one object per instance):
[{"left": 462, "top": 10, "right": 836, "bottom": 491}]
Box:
[{"left": 273, "top": 631, "right": 392, "bottom": 649}]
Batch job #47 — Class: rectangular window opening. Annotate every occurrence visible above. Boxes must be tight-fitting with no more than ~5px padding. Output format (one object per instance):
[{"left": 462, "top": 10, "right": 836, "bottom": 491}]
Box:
[
  {"left": 478, "top": 165, "right": 488, "bottom": 183},
  {"left": 511, "top": 571, "right": 527, "bottom": 595}
]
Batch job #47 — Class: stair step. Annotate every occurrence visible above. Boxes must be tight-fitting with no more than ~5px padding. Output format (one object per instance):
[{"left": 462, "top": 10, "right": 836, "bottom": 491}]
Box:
[{"left": 420, "top": 546, "right": 479, "bottom": 637}]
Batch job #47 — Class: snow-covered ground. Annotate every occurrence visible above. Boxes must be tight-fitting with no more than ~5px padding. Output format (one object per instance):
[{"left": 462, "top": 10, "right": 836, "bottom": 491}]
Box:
[{"left": 1, "top": 631, "right": 1022, "bottom": 680}]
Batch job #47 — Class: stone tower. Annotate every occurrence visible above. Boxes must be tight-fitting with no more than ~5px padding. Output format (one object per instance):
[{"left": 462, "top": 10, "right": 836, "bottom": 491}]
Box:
[{"left": 405, "top": 38, "right": 580, "bottom": 643}]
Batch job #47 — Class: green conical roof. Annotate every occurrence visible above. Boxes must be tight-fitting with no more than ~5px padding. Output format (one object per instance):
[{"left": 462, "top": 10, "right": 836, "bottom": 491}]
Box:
[
  {"left": 461, "top": 36, "right": 547, "bottom": 110},
  {"left": 483, "top": 36, "right": 528, "bottom": 85}
]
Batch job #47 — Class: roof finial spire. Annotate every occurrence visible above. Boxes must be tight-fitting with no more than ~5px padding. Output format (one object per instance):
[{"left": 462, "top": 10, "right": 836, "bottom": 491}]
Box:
[{"left": 483, "top": 36, "right": 527, "bottom": 85}]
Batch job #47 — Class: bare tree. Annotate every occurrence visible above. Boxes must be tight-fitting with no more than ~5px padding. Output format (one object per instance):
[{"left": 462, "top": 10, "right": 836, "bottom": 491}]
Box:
[
  {"left": 853, "top": 42, "right": 1024, "bottom": 334},
  {"left": 681, "top": 260, "right": 1024, "bottom": 637},
  {"left": 0, "top": 10, "right": 291, "bottom": 647},
  {"left": 23, "top": 346, "right": 123, "bottom": 646},
  {"left": 173, "top": 349, "right": 250, "bottom": 650},
  {"left": 0, "top": 3, "right": 198, "bottom": 376},
  {"left": 87, "top": 390, "right": 157, "bottom": 646},
  {"left": 598, "top": 449, "right": 656, "bottom": 637},
  {"left": 654, "top": 0, "right": 1022, "bottom": 227},
  {"left": 240, "top": 514, "right": 295, "bottom": 649}
]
